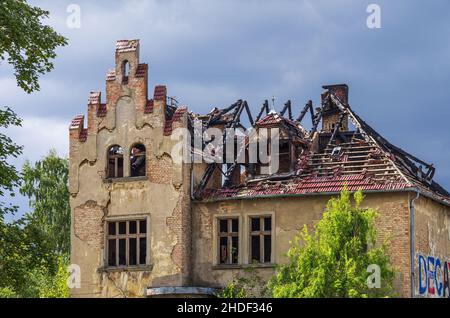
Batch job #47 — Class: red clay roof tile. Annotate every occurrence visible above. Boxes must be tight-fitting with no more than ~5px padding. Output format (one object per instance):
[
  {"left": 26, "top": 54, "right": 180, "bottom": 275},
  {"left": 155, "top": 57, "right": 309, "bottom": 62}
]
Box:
[{"left": 154, "top": 85, "right": 167, "bottom": 101}]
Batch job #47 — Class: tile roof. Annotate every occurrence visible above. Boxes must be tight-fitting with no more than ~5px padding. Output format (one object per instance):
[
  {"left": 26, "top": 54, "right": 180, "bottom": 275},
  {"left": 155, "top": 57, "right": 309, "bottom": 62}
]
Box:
[
  {"left": 79, "top": 128, "right": 88, "bottom": 142},
  {"left": 256, "top": 112, "right": 307, "bottom": 138},
  {"left": 70, "top": 115, "right": 84, "bottom": 129},
  {"left": 106, "top": 69, "right": 116, "bottom": 81},
  {"left": 195, "top": 88, "right": 450, "bottom": 205},
  {"left": 154, "top": 85, "right": 167, "bottom": 101},
  {"left": 97, "top": 103, "right": 107, "bottom": 117},
  {"left": 202, "top": 174, "right": 412, "bottom": 201},
  {"left": 256, "top": 112, "right": 284, "bottom": 125},
  {"left": 116, "top": 39, "right": 139, "bottom": 53},
  {"left": 144, "top": 99, "right": 154, "bottom": 114},
  {"left": 135, "top": 63, "right": 148, "bottom": 77},
  {"left": 69, "top": 115, "right": 88, "bottom": 143},
  {"left": 163, "top": 106, "right": 188, "bottom": 136},
  {"left": 88, "top": 91, "right": 101, "bottom": 104}
]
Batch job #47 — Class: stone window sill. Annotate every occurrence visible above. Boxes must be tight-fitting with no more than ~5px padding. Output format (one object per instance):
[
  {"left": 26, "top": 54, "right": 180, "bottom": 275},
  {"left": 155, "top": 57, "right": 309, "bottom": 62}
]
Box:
[
  {"left": 212, "top": 263, "right": 276, "bottom": 270},
  {"left": 97, "top": 264, "right": 153, "bottom": 273},
  {"left": 103, "top": 176, "right": 148, "bottom": 183}
]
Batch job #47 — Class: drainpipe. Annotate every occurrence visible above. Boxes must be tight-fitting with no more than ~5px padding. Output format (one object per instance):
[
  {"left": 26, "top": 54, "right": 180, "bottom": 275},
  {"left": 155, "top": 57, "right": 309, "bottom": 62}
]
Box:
[{"left": 409, "top": 189, "right": 420, "bottom": 298}]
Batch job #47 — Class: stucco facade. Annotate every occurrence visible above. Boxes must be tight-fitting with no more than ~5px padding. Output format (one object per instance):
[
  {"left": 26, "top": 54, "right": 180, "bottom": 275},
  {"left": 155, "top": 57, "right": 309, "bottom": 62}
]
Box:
[
  {"left": 69, "top": 40, "right": 450, "bottom": 298},
  {"left": 70, "top": 40, "right": 192, "bottom": 297}
]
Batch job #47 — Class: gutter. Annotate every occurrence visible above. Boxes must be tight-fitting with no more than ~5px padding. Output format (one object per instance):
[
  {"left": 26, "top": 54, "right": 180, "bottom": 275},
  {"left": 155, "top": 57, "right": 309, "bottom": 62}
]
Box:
[
  {"left": 409, "top": 190, "right": 420, "bottom": 298},
  {"left": 194, "top": 186, "right": 450, "bottom": 207},
  {"left": 195, "top": 187, "right": 416, "bottom": 203}
]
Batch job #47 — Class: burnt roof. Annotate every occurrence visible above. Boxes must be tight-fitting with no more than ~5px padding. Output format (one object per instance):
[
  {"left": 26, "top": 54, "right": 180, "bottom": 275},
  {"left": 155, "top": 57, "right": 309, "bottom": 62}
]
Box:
[{"left": 194, "top": 85, "right": 450, "bottom": 205}]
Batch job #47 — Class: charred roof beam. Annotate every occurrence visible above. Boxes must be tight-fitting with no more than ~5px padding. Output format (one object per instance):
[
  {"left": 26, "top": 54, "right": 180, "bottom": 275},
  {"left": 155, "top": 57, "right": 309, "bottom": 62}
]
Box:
[
  {"left": 329, "top": 92, "right": 436, "bottom": 182},
  {"left": 255, "top": 100, "right": 270, "bottom": 123},
  {"left": 280, "top": 100, "right": 293, "bottom": 120},
  {"left": 327, "top": 112, "right": 346, "bottom": 148},
  {"left": 296, "top": 100, "right": 315, "bottom": 127},
  {"left": 310, "top": 108, "right": 323, "bottom": 134}
]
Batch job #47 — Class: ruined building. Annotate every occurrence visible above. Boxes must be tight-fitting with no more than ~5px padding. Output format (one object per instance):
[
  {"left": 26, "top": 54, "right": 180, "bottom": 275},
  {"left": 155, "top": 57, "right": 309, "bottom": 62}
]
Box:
[{"left": 70, "top": 40, "right": 450, "bottom": 298}]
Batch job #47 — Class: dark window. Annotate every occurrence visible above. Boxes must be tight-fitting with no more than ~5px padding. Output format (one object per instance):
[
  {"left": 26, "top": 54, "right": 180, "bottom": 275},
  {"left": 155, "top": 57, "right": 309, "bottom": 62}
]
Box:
[
  {"left": 107, "top": 239, "right": 116, "bottom": 266},
  {"left": 139, "top": 220, "right": 147, "bottom": 233},
  {"left": 217, "top": 218, "right": 239, "bottom": 265},
  {"left": 251, "top": 235, "right": 260, "bottom": 262},
  {"left": 119, "top": 239, "right": 126, "bottom": 265},
  {"left": 129, "top": 238, "right": 137, "bottom": 266},
  {"left": 251, "top": 218, "right": 260, "bottom": 231},
  {"left": 139, "top": 237, "right": 146, "bottom": 264},
  {"left": 107, "top": 145, "right": 124, "bottom": 178},
  {"left": 250, "top": 216, "right": 272, "bottom": 264},
  {"left": 278, "top": 140, "right": 291, "bottom": 173},
  {"left": 219, "top": 219, "right": 228, "bottom": 233},
  {"left": 118, "top": 221, "right": 126, "bottom": 234},
  {"left": 122, "top": 60, "right": 129, "bottom": 84},
  {"left": 108, "top": 222, "right": 116, "bottom": 235},
  {"left": 106, "top": 219, "right": 147, "bottom": 267},
  {"left": 129, "top": 221, "right": 137, "bottom": 234},
  {"left": 130, "top": 144, "right": 146, "bottom": 177}
]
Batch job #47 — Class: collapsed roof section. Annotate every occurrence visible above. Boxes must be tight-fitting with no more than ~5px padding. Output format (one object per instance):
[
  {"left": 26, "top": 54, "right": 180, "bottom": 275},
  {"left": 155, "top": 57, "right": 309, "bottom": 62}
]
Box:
[{"left": 192, "top": 84, "right": 450, "bottom": 204}]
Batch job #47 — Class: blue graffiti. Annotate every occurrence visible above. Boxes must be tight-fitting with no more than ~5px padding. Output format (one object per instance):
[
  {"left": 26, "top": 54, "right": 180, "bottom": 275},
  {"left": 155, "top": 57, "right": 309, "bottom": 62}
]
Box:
[{"left": 418, "top": 254, "right": 450, "bottom": 298}]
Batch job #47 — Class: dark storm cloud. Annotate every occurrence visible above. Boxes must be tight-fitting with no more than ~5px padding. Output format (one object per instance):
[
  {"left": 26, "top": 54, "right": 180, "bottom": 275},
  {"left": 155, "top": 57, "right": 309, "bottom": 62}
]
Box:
[{"left": 1, "top": 0, "right": 449, "bottom": 217}]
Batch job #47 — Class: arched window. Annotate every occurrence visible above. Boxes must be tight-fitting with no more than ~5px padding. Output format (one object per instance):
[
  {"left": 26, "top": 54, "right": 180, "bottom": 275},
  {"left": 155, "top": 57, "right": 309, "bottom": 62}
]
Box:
[
  {"left": 107, "top": 145, "right": 124, "bottom": 178},
  {"left": 130, "top": 144, "right": 146, "bottom": 177},
  {"left": 122, "top": 60, "right": 130, "bottom": 84}
]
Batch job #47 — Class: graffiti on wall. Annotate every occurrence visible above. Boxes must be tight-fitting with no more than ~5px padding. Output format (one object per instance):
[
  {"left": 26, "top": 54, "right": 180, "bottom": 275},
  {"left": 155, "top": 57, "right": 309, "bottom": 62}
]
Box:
[{"left": 417, "top": 254, "right": 450, "bottom": 298}]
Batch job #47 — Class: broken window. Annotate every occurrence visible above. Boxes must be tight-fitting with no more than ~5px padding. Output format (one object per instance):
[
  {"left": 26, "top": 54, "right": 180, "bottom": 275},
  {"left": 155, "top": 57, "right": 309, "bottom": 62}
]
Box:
[
  {"left": 107, "top": 219, "right": 147, "bottom": 267},
  {"left": 217, "top": 218, "right": 239, "bottom": 265},
  {"left": 278, "top": 140, "right": 291, "bottom": 173},
  {"left": 250, "top": 216, "right": 272, "bottom": 264},
  {"left": 130, "top": 144, "right": 146, "bottom": 177},
  {"left": 107, "top": 145, "right": 124, "bottom": 178}
]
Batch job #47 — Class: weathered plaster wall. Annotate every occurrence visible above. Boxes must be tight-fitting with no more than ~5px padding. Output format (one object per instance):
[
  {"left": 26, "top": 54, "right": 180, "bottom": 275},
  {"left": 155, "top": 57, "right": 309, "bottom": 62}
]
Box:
[
  {"left": 192, "top": 192, "right": 412, "bottom": 297},
  {"left": 69, "top": 42, "right": 191, "bottom": 297}
]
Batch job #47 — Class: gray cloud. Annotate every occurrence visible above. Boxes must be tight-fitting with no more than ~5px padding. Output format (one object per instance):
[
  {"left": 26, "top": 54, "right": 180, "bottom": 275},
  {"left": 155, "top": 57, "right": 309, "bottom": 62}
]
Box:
[{"left": 1, "top": 0, "right": 449, "bottom": 219}]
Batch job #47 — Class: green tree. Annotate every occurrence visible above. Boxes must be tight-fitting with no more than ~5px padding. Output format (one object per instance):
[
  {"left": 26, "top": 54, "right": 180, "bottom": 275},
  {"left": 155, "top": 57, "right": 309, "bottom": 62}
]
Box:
[
  {"left": 20, "top": 149, "right": 70, "bottom": 255},
  {"left": 0, "top": 214, "right": 59, "bottom": 297},
  {"left": 0, "top": 107, "right": 22, "bottom": 218},
  {"left": 32, "top": 255, "right": 70, "bottom": 298},
  {"left": 268, "top": 190, "right": 395, "bottom": 298},
  {"left": 0, "top": 1, "right": 68, "bottom": 298},
  {"left": 0, "top": 107, "right": 25, "bottom": 297},
  {"left": 0, "top": 0, "right": 68, "bottom": 93},
  {"left": 0, "top": 0, "right": 67, "bottom": 217},
  {"left": 0, "top": 150, "right": 70, "bottom": 297}
]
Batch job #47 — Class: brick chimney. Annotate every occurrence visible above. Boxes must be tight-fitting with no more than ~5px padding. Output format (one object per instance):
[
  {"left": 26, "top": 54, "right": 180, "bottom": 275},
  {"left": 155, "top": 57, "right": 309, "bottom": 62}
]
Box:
[{"left": 321, "top": 84, "right": 349, "bottom": 133}]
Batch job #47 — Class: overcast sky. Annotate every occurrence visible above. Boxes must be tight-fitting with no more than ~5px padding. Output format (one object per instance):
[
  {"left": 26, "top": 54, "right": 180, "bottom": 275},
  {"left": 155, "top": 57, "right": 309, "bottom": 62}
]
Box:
[{"left": 1, "top": 0, "right": 450, "bottom": 218}]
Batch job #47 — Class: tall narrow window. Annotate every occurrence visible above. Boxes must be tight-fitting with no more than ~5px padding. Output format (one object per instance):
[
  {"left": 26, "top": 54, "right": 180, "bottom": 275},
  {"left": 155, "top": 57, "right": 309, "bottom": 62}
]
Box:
[
  {"left": 250, "top": 216, "right": 272, "bottom": 264},
  {"left": 130, "top": 144, "right": 146, "bottom": 177},
  {"left": 217, "top": 218, "right": 239, "bottom": 265},
  {"left": 122, "top": 60, "right": 130, "bottom": 84},
  {"left": 278, "top": 140, "right": 291, "bottom": 173},
  {"left": 107, "top": 219, "right": 147, "bottom": 267},
  {"left": 107, "top": 145, "right": 124, "bottom": 178}
]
